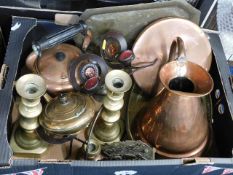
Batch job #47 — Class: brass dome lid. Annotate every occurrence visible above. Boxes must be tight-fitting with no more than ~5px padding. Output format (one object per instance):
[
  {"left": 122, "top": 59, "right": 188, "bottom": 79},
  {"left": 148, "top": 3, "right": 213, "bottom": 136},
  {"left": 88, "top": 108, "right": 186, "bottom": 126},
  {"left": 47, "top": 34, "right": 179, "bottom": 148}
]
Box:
[
  {"left": 39, "top": 92, "right": 95, "bottom": 135},
  {"left": 26, "top": 44, "right": 81, "bottom": 94}
]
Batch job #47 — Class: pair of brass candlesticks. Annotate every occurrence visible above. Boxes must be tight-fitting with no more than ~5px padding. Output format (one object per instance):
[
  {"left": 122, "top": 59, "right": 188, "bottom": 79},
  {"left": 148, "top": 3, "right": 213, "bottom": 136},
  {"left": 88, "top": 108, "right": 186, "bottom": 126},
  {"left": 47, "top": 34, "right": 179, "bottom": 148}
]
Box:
[
  {"left": 10, "top": 74, "right": 96, "bottom": 156},
  {"left": 10, "top": 69, "right": 132, "bottom": 157}
]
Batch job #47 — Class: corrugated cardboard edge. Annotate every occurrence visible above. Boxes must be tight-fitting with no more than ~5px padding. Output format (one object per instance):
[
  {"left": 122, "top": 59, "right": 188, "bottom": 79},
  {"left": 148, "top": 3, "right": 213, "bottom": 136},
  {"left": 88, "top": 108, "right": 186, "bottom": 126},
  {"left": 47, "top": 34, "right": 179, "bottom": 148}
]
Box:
[
  {"left": 0, "top": 16, "right": 37, "bottom": 167},
  {"left": 208, "top": 33, "right": 233, "bottom": 119}
]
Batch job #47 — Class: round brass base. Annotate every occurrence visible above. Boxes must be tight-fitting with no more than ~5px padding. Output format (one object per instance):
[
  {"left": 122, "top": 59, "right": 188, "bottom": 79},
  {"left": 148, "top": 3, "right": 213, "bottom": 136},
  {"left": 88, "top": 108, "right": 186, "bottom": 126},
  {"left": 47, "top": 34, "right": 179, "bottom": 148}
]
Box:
[
  {"left": 91, "top": 120, "right": 124, "bottom": 145},
  {"left": 10, "top": 124, "right": 48, "bottom": 157}
]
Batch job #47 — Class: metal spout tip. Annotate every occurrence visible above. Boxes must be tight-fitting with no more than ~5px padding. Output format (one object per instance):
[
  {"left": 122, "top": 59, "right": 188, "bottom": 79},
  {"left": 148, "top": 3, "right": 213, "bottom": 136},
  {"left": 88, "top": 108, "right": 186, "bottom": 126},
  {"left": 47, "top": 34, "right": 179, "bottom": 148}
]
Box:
[{"left": 159, "top": 60, "right": 213, "bottom": 97}]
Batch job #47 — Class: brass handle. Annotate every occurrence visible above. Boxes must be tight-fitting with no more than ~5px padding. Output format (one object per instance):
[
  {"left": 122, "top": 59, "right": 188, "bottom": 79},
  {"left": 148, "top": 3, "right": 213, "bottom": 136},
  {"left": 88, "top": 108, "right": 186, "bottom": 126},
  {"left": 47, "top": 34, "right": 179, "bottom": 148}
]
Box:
[
  {"left": 168, "top": 37, "right": 186, "bottom": 62},
  {"left": 43, "top": 93, "right": 53, "bottom": 103}
]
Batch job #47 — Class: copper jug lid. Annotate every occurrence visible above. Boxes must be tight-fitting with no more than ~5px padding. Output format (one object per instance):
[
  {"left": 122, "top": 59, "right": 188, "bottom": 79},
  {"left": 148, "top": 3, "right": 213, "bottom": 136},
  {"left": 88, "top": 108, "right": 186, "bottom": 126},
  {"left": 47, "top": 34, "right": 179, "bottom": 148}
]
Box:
[
  {"left": 39, "top": 92, "right": 95, "bottom": 135},
  {"left": 26, "top": 44, "right": 81, "bottom": 94},
  {"left": 132, "top": 18, "right": 212, "bottom": 95}
]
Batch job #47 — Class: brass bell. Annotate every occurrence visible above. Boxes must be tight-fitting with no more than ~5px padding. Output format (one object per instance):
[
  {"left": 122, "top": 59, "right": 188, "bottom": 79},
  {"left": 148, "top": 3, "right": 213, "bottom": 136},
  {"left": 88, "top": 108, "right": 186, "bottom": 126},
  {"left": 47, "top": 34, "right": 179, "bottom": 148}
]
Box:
[
  {"left": 10, "top": 74, "right": 48, "bottom": 156},
  {"left": 39, "top": 92, "right": 95, "bottom": 139},
  {"left": 134, "top": 60, "right": 214, "bottom": 158}
]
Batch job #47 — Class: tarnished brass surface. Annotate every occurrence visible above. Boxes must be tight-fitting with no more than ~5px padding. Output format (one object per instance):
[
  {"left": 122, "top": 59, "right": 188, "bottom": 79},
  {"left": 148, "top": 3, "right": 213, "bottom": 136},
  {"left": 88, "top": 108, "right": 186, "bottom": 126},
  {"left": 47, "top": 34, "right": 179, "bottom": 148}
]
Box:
[
  {"left": 10, "top": 74, "right": 48, "bottom": 156},
  {"left": 101, "top": 140, "right": 154, "bottom": 160},
  {"left": 132, "top": 18, "right": 212, "bottom": 95},
  {"left": 93, "top": 70, "right": 132, "bottom": 144},
  {"left": 26, "top": 44, "right": 81, "bottom": 94},
  {"left": 81, "top": 139, "right": 102, "bottom": 160},
  {"left": 134, "top": 60, "right": 213, "bottom": 158},
  {"left": 39, "top": 92, "right": 95, "bottom": 136}
]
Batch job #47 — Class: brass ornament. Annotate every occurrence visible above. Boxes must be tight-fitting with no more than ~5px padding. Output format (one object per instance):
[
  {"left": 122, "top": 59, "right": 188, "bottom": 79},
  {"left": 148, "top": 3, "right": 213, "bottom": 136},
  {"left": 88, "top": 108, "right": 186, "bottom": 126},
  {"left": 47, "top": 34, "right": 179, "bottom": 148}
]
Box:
[
  {"left": 10, "top": 74, "right": 48, "bottom": 156},
  {"left": 26, "top": 44, "right": 81, "bottom": 94},
  {"left": 134, "top": 60, "right": 214, "bottom": 158},
  {"left": 93, "top": 70, "right": 132, "bottom": 144},
  {"left": 79, "top": 139, "right": 102, "bottom": 160},
  {"left": 101, "top": 141, "right": 154, "bottom": 160},
  {"left": 39, "top": 92, "right": 95, "bottom": 138}
]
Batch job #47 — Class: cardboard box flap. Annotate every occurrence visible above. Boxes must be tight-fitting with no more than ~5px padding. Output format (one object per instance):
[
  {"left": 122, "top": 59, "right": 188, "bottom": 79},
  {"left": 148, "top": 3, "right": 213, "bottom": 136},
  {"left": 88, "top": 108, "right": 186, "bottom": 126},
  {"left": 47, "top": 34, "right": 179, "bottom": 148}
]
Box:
[{"left": 0, "top": 16, "right": 37, "bottom": 166}]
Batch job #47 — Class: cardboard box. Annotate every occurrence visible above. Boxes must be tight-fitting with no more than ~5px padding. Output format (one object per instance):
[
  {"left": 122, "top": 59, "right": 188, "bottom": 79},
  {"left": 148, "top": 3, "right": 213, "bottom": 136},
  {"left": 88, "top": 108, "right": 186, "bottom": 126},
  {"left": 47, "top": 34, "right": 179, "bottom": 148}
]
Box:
[{"left": 1, "top": 1, "right": 233, "bottom": 174}]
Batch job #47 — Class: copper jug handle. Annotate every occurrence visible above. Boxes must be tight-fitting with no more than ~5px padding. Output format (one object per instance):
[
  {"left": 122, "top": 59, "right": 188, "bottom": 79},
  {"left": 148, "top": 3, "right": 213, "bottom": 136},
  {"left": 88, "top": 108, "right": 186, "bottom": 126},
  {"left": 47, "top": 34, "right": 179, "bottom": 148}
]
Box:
[{"left": 168, "top": 37, "right": 186, "bottom": 62}]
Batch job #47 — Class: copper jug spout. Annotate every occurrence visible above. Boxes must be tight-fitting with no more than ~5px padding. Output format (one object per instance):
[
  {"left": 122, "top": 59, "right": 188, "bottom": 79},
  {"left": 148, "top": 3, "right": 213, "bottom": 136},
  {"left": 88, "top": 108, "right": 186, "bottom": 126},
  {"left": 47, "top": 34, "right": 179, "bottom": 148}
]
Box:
[{"left": 134, "top": 60, "right": 213, "bottom": 158}]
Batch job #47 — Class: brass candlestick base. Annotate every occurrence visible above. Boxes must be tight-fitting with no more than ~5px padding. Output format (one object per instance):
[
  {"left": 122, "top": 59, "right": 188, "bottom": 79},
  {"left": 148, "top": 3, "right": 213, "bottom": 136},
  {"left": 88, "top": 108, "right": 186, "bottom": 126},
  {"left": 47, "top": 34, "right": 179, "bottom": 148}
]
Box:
[
  {"left": 10, "top": 126, "right": 48, "bottom": 156},
  {"left": 10, "top": 74, "right": 48, "bottom": 156},
  {"left": 93, "top": 70, "right": 132, "bottom": 144}
]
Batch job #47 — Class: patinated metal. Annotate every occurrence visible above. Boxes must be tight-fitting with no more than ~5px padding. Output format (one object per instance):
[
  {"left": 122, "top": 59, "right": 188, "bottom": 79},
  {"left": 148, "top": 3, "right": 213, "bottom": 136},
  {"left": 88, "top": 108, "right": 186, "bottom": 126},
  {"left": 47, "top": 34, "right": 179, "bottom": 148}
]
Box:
[
  {"left": 39, "top": 92, "right": 95, "bottom": 138},
  {"left": 101, "top": 140, "right": 154, "bottom": 160}
]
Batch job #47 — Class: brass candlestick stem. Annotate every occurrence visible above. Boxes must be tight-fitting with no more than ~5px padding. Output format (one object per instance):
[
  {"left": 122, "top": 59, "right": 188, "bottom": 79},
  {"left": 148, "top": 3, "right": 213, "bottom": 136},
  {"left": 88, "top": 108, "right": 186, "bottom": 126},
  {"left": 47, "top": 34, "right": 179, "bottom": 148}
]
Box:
[
  {"left": 93, "top": 70, "right": 132, "bottom": 144},
  {"left": 10, "top": 74, "right": 48, "bottom": 156}
]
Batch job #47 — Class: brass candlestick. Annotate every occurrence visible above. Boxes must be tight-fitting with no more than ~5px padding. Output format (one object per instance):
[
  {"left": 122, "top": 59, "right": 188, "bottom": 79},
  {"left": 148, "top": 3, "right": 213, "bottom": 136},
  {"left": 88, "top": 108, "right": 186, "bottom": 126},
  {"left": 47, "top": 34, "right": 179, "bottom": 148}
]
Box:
[
  {"left": 93, "top": 70, "right": 132, "bottom": 144},
  {"left": 10, "top": 74, "right": 48, "bottom": 156}
]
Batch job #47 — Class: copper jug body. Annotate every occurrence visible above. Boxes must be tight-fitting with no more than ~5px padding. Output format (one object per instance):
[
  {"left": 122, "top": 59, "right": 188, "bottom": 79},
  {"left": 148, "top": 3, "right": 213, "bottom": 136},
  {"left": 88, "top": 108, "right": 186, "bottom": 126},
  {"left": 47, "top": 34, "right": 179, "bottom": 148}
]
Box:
[
  {"left": 132, "top": 18, "right": 212, "bottom": 95},
  {"left": 134, "top": 60, "right": 213, "bottom": 158}
]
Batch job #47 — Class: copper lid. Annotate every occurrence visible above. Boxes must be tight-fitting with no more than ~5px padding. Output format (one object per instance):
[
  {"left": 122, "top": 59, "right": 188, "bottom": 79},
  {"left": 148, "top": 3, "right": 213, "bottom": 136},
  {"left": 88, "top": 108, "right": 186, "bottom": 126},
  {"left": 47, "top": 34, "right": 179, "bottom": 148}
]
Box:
[
  {"left": 132, "top": 18, "right": 212, "bottom": 95},
  {"left": 39, "top": 93, "right": 95, "bottom": 135},
  {"left": 26, "top": 44, "right": 81, "bottom": 94}
]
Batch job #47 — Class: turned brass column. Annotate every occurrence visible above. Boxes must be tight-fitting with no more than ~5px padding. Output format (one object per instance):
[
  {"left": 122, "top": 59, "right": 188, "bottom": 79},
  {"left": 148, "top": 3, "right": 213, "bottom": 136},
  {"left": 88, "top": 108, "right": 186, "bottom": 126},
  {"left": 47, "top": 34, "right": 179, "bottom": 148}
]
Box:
[
  {"left": 93, "top": 70, "right": 132, "bottom": 144},
  {"left": 10, "top": 74, "right": 48, "bottom": 156}
]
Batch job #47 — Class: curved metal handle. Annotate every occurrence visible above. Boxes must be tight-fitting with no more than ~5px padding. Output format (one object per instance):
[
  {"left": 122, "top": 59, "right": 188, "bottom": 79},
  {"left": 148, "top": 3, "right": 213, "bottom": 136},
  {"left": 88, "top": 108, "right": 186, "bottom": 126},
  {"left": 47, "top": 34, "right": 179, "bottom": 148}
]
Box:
[{"left": 168, "top": 37, "right": 186, "bottom": 62}]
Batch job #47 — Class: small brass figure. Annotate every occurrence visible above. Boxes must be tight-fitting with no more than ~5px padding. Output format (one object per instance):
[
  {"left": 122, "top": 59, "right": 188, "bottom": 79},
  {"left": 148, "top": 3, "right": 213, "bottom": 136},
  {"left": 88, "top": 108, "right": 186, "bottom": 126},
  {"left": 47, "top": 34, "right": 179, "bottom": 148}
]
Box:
[{"left": 10, "top": 74, "right": 48, "bottom": 156}]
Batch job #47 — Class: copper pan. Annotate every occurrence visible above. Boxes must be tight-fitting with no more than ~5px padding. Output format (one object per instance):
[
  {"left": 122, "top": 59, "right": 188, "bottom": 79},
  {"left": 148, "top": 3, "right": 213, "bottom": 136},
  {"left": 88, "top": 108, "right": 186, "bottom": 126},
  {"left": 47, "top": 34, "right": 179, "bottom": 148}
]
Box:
[{"left": 132, "top": 18, "right": 212, "bottom": 95}]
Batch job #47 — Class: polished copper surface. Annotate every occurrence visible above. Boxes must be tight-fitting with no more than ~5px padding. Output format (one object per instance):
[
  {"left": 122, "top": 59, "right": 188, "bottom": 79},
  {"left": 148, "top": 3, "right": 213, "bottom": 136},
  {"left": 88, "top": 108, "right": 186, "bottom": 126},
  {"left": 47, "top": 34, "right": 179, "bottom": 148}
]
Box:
[
  {"left": 39, "top": 93, "right": 95, "bottom": 136},
  {"left": 132, "top": 18, "right": 212, "bottom": 95},
  {"left": 26, "top": 44, "right": 81, "bottom": 94},
  {"left": 135, "top": 60, "right": 213, "bottom": 158}
]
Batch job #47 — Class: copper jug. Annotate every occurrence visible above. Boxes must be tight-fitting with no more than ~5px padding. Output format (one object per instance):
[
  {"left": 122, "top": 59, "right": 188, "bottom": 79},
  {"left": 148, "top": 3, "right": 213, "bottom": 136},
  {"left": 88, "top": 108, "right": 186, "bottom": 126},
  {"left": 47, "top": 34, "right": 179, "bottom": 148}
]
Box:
[{"left": 134, "top": 60, "right": 213, "bottom": 158}]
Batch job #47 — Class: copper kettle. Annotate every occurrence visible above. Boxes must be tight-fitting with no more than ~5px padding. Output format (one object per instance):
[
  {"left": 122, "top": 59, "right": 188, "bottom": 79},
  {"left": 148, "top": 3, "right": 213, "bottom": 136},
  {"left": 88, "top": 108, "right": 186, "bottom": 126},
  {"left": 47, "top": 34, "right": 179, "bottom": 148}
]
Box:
[
  {"left": 134, "top": 60, "right": 213, "bottom": 158},
  {"left": 26, "top": 44, "right": 81, "bottom": 94}
]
